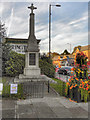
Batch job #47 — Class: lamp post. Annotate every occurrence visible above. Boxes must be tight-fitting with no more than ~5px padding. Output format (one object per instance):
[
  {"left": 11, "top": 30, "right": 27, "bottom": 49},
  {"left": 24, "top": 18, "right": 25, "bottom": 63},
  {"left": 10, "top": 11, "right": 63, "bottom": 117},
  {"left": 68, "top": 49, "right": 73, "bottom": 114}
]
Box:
[{"left": 49, "top": 4, "right": 61, "bottom": 59}]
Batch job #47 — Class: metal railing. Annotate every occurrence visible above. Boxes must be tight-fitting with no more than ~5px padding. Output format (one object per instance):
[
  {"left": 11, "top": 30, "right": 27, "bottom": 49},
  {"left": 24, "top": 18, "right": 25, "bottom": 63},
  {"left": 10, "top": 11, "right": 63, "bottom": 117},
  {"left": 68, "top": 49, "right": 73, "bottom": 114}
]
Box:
[{"left": 21, "top": 81, "right": 44, "bottom": 98}]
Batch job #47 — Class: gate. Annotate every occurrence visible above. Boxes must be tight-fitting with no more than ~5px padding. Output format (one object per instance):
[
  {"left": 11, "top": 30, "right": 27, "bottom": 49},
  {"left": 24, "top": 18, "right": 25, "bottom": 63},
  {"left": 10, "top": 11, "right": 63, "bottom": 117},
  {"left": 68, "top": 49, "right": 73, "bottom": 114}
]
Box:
[{"left": 21, "top": 81, "right": 44, "bottom": 98}]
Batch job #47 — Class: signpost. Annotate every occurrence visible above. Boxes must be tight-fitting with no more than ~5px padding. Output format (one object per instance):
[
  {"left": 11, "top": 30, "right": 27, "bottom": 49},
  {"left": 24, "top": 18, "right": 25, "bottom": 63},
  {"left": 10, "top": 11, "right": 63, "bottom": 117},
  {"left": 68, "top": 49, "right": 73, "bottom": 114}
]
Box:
[
  {"left": 0, "top": 83, "right": 3, "bottom": 94},
  {"left": 10, "top": 84, "right": 18, "bottom": 94}
]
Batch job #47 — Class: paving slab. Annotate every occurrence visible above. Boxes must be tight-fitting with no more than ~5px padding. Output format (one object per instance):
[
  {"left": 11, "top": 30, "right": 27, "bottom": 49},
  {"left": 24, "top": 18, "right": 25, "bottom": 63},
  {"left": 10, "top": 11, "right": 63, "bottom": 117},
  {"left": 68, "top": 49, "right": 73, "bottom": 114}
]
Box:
[
  {"left": 58, "top": 96, "right": 80, "bottom": 108},
  {"left": 0, "top": 110, "right": 2, "bottom": 119},
  {"left": 50, "top": 107, "right": 72, "bottom": 118},
  {"left": 33, "top": 102, "right": 57, "bottom": 118},
  {"left": 19, "top": 113, "right": 38, "bottom": 118},
  {"left": 2, "top": 99, "right": 16, "bottom": 110},
  {"left": 17, "top": 105, "right": 38, "bottom": 118},
  {"left": 2, "top": 110, "right": 15, "bottom": 118},
  {"left": 44, "top": 97, "right": 64, "bottom": 107},
  {"left": 68, "top": 107, "right": 88, "bottom": 118},
  {"left": 2, "top": 99, "right": 16, "bottom": 118},
  {"left": 78, "top": 102, "right": 88, "bottom": 112},
  {"left": 17, "top": 104, "right": 33, "bottom": 114},
  {"left": 0, "top": 100, "right": 2, "bottom": 111},
  {"left": 17, "top": 99, "right": 32, "bottom": 105}
]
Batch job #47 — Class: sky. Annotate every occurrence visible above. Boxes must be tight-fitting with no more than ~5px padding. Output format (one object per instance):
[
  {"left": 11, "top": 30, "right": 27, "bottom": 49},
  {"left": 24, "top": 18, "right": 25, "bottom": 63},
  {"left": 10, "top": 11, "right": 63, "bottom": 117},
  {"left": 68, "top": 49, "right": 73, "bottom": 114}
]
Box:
[{"left": 0, "top": 2, "right": 89, "bottom": 54}]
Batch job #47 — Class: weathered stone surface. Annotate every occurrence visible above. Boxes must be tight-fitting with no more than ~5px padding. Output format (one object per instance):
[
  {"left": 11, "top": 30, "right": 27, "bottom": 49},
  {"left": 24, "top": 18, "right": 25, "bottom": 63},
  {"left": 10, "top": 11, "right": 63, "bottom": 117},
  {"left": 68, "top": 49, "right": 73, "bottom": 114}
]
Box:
[
  {"left": 14, "top": 74, "right": 48, "bottom": 83},
  {"left": 27, "top": 4, "right": 40, "bottom": 52},
  {"left": 14, "top": 4, "right": 42, "bottom": 83},
  {"left": 24, "top": 67, "right": 41, "bottom": 76}
]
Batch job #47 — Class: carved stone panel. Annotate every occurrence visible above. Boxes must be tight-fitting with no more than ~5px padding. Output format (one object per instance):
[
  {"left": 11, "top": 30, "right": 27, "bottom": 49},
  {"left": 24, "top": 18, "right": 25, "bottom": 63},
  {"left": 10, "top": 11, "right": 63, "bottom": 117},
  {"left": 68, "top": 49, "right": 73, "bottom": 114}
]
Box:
[{"left": 29, "top": 53, "right": 36, "bottom": 65}]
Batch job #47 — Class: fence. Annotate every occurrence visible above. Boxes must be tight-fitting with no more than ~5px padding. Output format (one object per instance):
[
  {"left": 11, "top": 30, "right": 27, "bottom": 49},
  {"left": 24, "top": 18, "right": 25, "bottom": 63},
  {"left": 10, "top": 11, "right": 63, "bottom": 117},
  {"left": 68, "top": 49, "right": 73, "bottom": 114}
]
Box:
[
  {"left": 21, "top": 81, "right": 44, "bottom": 98},
  {"left": 1, "top": 81, "right": 45, "bottom": 99}
]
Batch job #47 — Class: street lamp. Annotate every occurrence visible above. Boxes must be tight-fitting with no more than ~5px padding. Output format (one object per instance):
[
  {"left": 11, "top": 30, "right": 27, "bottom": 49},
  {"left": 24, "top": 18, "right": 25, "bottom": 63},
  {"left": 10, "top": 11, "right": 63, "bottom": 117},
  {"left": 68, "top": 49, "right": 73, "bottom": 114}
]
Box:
[{"left": 49, "top": 4, "right": 61, "bottom": 58}]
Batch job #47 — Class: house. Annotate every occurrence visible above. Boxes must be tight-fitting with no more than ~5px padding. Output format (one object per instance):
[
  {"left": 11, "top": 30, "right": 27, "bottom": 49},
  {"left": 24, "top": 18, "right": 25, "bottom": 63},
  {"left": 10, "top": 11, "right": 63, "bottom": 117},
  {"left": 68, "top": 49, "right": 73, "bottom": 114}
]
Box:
[
  {"left": 5, "top": 38, "right": 28, "bottom": 54},
  {"left": 52, "top": 55, "right": 61, "bottom": 68},
  {"left": 5, "top": 37, "right": 40, "bottom": 54},
  {"left": 72, "top": 45, "right": 90, "bottom": 62}
]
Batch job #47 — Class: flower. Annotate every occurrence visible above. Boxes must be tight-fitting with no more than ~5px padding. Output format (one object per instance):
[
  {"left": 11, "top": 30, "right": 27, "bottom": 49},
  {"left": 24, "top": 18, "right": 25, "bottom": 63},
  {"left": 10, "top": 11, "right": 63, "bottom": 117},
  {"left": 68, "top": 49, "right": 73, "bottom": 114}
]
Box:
[
  {"left": 67, "top": 51, "right": 89, "bottom": 91},
  {"left": 86, "top": 88, "right": 88, "bottom": 91},
  {"left": 71, "top": 67, "right": 74, "bottom": 71},
  {"left": 67, "top": 82, "right": 69, "bottom": 85},
  {"left": 85, "top": 81, "right": 88, "bottom": 84}
]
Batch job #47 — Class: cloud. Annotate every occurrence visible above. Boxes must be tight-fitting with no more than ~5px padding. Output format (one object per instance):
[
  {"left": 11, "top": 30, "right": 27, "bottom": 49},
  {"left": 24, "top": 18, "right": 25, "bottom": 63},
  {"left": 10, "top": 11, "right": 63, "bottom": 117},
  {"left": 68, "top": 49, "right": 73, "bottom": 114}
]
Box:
[
  {"left": 0, "top": 3, "right": 4, "bottom": 17},
  {"left": 68, "top": 13, "right": 88, "bottom": 26},
  {"left": 1, "top": 0, "right": 89, "bottom": 2},
  {"left": 7, "top": 8, "right": 14, "bottom": 36},
  {"left": 46, "top": 10, "right": 88, "bottom": 53},
  {"left": 1, "top": 2, "right": 88, "bottom": 54}
]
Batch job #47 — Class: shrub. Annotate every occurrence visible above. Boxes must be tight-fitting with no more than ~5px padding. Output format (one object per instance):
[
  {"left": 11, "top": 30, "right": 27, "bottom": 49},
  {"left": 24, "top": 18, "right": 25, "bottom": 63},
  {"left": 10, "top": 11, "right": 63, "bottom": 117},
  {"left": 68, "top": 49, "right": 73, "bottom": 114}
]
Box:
[
  {"left": 5, "top": 51, "right": 25, "bottom": 77},
  {"left": 39, "top": 55, "right": 55, "bottom": 78},
  {"left": 2, "top": 83, "right": 25, "bottom": 99}
]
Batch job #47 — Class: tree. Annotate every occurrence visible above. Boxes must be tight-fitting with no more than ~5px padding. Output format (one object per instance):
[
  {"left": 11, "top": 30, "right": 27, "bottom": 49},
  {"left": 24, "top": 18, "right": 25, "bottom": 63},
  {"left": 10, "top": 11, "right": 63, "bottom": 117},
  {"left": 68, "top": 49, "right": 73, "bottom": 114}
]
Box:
[
  {"left": 0, "top": 20, "right": 6, "bottom": 40},
  {"left": 5, "top": 51, "right": 25, "bottom": 76},
  {"left": 0, "top": 20, "right": 8, "bottom": 76},
  {"left": 72, "top": 46, "right": 81, "bottom": 54},
  {"left": 39, "top": 53, "right": 55, "bottom": 78},
  {"left": 61, "top": 49, "right": 70, "bottom": 55},
  {"left": 2, "top": 43, "right": 11, "bottom": 75}
]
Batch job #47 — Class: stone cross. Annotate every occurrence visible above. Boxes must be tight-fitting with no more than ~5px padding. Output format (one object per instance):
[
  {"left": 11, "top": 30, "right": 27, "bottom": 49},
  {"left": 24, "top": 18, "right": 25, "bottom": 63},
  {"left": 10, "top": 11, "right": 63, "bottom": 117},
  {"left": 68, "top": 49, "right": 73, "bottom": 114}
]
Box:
[{"left": 28, "top": 3, "right": 37, "bottom": 14}]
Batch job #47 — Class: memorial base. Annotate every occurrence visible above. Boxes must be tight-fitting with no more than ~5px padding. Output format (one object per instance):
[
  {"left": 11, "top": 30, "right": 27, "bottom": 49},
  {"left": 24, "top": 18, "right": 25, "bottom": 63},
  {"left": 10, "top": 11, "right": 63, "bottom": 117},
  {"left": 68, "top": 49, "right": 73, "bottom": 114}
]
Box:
[
  {"left": 24, "top": 67, "right": 40, "bottom": 76},
  {"left": 14, "top": 74, "right": 48, "bottom": 83}
]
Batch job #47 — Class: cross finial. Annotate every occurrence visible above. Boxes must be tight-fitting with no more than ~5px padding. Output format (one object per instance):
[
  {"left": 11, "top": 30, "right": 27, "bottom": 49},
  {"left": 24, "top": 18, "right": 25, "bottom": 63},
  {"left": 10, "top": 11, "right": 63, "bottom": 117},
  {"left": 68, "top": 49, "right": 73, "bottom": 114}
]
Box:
[{"left": 28, "top": 3, "right": 37, "bottom": 13}]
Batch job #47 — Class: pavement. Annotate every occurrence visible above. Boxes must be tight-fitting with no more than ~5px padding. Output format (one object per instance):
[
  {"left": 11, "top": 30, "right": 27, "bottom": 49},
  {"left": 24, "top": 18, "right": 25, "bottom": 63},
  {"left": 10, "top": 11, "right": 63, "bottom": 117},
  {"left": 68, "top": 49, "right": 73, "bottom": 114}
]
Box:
[{"left": 1, "top": 83, "right": 89, "bottom": 119}]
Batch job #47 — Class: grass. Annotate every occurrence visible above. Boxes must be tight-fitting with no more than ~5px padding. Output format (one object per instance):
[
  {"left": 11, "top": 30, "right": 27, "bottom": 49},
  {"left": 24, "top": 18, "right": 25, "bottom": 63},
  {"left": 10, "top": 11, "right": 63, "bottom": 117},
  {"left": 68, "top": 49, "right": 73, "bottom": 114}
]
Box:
[
  {"left": 1, "top": 77, "right": 26, "bottom": 99},
  {"left": 50, "top": 78, "right": 67, "bottom": 96}
]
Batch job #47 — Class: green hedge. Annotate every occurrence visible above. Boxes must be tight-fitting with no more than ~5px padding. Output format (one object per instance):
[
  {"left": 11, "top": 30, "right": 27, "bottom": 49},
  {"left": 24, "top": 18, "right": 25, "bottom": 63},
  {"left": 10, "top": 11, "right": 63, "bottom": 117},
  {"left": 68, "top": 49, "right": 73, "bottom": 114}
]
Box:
[
  {"left": 39, "top": 58, "right": 55, "bottom": 78},
  {"left": 50, "top": 78, "right": 67, "bottom": 96},
  {"left": 2, "top": 84, "right": 25, "bottom": 99}
]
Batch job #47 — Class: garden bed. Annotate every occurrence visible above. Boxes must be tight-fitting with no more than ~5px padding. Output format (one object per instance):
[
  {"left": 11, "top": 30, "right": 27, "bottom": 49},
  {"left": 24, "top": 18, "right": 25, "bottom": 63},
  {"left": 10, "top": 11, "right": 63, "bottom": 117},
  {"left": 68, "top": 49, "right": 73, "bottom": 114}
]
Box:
[{"left": 50, "top": 78, "right": 90, "bottom": 103}]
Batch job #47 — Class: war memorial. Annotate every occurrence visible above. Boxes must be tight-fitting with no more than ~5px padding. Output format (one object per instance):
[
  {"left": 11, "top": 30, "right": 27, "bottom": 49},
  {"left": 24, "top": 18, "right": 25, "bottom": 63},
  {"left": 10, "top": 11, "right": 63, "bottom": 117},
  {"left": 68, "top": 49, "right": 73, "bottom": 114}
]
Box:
[
  {"left": 14, "top": 4, "right": 48, "bottom": 84},
  {"left": 12, "top": 3, "right": 50, "bottom": 98},
  {"left": 1, "top": 3, "right": 89, "bottom": 119}
]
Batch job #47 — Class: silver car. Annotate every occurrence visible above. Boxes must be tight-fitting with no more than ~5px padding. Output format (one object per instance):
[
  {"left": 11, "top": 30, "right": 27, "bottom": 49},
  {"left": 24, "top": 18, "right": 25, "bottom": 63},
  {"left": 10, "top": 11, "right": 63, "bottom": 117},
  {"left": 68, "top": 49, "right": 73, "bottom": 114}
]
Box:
[{"left": 61, "top": 66, "right": 75, "bottom": 76}]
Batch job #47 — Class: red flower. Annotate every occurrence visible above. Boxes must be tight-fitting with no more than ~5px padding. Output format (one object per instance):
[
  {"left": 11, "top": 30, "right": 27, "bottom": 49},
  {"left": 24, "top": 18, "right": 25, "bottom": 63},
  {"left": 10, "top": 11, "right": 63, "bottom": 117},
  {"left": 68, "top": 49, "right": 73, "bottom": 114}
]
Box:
[{"left": 86, "top": 88, "right": 88, "bottom": 91}]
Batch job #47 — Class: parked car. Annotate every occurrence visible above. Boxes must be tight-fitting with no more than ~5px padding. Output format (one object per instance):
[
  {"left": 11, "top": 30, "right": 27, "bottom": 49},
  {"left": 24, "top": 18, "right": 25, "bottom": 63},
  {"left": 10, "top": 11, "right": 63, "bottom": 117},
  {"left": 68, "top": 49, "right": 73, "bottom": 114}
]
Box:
[
  {"left": 58, "top": 66, "right": 75, "bottom": 76},
  {"left": 63, "top": 66, "right": 75, "bottom": 76},
  {"left": 58, "top": 67, "right": 67, "bottom": 75}
]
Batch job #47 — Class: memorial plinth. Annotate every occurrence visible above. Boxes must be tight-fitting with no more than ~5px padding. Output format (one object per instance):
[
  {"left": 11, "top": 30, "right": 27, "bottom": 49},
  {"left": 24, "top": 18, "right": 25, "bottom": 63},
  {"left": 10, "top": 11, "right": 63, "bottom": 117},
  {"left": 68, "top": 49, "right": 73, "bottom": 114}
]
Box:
[
  {"left": 14, "top": 4, "right": 47, "bottom": 83},
  {"left": 24, "top": 52, "right": 40, "bottom": 76}
]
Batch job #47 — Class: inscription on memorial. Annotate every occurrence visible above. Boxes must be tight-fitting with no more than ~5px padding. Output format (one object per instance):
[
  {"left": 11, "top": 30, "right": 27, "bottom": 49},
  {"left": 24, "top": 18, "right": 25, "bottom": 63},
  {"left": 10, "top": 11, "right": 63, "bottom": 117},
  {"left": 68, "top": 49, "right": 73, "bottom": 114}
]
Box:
[{"left": 29, "top": 53, "right": 36, "bottom": 65}]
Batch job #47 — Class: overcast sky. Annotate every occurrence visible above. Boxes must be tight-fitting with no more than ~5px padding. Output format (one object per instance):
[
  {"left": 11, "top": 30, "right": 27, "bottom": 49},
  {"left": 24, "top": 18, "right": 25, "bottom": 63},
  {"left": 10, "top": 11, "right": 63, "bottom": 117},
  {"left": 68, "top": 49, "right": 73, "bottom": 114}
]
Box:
[{"left": 0, "top": 2, "right": 88, "bottom": 54}]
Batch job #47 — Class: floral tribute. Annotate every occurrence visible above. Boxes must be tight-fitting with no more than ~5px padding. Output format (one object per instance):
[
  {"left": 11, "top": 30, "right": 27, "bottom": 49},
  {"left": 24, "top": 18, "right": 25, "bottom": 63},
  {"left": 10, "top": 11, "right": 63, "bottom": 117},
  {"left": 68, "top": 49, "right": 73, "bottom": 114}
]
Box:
[{"left": 67, "top": 51, "right": 89, "bottom": 102}]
